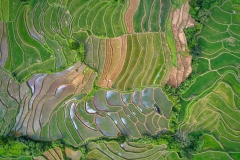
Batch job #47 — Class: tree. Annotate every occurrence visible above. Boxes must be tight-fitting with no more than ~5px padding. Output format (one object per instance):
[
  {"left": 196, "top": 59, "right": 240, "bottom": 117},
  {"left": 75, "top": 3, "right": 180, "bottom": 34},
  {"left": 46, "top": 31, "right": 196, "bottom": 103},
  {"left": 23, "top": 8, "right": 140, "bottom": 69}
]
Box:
[
  {"left": 68, "top": 39, "right": 80, "bottom": 50},
  {"left": 78, "top": 44, "right": 85, "bottom": 62},
  {"left": 184, "top": 23, "right": 202, "bottom": 51},
  {"left": 191, "top": 45, "right": 202, "bottom": 57},
  {"left": 198, "top": 9, "right": 211, "bottom": 23}
]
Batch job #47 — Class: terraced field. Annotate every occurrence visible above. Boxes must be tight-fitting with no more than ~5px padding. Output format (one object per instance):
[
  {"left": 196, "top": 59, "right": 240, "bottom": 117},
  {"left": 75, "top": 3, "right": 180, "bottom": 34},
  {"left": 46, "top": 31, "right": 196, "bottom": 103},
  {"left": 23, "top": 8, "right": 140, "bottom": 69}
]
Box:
[
  {"left": 0, "top": 60, "right": 173, "bottom": 148},
  {"left": 40, "top": 147, "right": 64, "bottom": 160},
  {"left": 3, "top": 0, "right": 240, "bottom": 159},
  {"left": 182, "top": 1, "right": 240, "bottom": 100},
  {"left": 133, "top": 0, "right": 171, "bottom": 32},
  {"left": 1, "top": 0, "right": 176, "bottom": 85},
  {"left": 85, "top": 33, "right": 172, "bottom": 90},
  {"left": 31, "top": 87, "right": 172, "bottom": 147},
  {"left": 181, "top": 77, "right": 240, "bottom": 152},
  {"left": 179, "top": 1, "right": 240, "bottom": 159},
  {"left": 86, "top": 142, "right": 171, "bottom": 159},
  {"left": 0, "top": 69, "right": 29, "bottom": 136},
  {"left": 11, "top": 63, "right": 97, "bottom": 143}
]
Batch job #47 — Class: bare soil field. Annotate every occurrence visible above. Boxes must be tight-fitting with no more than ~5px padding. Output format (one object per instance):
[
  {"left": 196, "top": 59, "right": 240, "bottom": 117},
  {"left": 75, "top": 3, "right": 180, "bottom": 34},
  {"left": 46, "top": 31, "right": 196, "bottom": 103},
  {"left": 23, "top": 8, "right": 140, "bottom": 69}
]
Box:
[{"left": 168, "top": 1, "right": 195, "bottom": 88}]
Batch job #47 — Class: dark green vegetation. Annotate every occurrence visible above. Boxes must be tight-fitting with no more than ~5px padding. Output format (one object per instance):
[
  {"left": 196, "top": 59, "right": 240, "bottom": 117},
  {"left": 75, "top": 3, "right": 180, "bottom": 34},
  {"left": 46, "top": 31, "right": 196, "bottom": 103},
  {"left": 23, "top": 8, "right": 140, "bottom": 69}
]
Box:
[
  {"left": 1, "top": 0, "right": 240, "bottom": 159},
  {"left": 0, "top": 136, "right": 53, "bottom": 158},
  {"left": 185, "top": 0, "right": 224, "bottom": 57},
  {"left": 179, "top": 0, "right": 240, "bottom": 159}
]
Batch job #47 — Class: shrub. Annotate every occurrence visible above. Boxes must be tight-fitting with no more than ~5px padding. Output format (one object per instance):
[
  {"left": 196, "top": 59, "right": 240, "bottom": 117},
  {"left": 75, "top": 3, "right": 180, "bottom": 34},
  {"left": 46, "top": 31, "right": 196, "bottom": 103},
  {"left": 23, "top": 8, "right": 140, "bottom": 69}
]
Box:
[{"left": 68, "top": 39, "right": 80, "bottom": 50}]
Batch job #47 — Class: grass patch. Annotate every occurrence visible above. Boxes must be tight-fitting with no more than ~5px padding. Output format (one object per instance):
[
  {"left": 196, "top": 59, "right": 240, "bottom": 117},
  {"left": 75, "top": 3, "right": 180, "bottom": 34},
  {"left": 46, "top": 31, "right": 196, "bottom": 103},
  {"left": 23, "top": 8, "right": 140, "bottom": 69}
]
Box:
[
  {"left": 211, "top": 53, "right": 240, "bottom": 70},
  {"left": 211, "top": 7, "right": 232, "bottom": 24},
  {"left": 198, "top": 58, "right": 209, "bottom": 74},
  {"left": 160, "top": 0, "right": 171, "bottom": 32},
  {"left": 166, "top": 13, "right": 177, "bottom": 66},
  {"left": 1, "top": 0, "right": 9, "bottom": 22},
  {"left": 229, "top": 24, "right": 240, "bottom": 36},
  {"left": 193, "top": 151, "right": 232, "bottom": 160},
  {"left": 220, "top": 0, "right": 234, "bottom": 13},
  {"left": 150, "top": 0, "right": 161, "bottom": 32},
  {"left": 229, "top": 152, "right": 240, "bottom": 160},
  {"left": 171, "top": 0, "right": 186, "bottom": 8},
  {"left": 142, "top": 0, "right": 154, "bottom": 32},
  {"left": 201, "top": 134, "right": 223, "bottom": 151},
  {"left": 198, "top": 37, "right": 222, "bottom": 54},
  {"left": 104, "top": 4, "right": 117, "bottom": 38},
  {"left": 199, "top": 25, "right": 230, "bottom": 42},
  {"left": 232, "top": 13, "right": 240, "bottom": 25},
  {"left": 182, "top": 71, "right": 220, "bottom": 99},
  {"left": 206, "top": 16, "right": 228, "bottom": 32},
  {"left": 111, "top": 5, "right": 126, "bottom": 37},
  {"left": 222, "top": 73, "right": 240, "bottom": 96},
  {"left": 91, "top": 3, "right": 109, "bottom": 37},
  {"left": 133, "top": 0, "right": 144, "bottom": 32},
  {"left": 178, "top": 98, "right": 190, "bottom": 122}
]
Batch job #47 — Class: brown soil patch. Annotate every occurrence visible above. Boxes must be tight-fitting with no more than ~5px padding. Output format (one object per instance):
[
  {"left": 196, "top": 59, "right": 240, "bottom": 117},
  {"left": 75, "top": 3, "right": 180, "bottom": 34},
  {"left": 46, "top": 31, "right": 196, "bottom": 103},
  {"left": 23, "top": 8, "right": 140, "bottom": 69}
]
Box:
[
  {"left": 176, "top": 54, "right": 184, "bottom": 85},
  {"left": 98, "top": 39, "right": 111, "bottom": 87},
  {"left": 168, "top": 1, "right": 196, "bottom": 88},
  {"left": 168, "top": 68, "right": 178, "bottom": 88},
  {"left": 182, "top": 56, "right": 192, "bottom": 79},
  {"left": 186, "top": 16, "right": 195, "bottom": 28},
  {"left": 72, "top": 74, "right": 84, "bottom": 86},
  {"left": 124, "top": 0, "right": 140, "bottom": 33},
  {"left": 55, "top": 148, "right": 64, "bottom": 160},
  {"left": 106, "top": 37, "right": 122, "bottom": 80},
  {"left": 34, "top": 156, "right": 46, "bottom": 160},
  {"left": 178, "top": 32, "right": 187, "bottom": 46},
  {"left": 172, "top": 9, "right": 180, "bottom": 26},
  {"left": 67, "top": 64, "right": 86, "bottom": 81},
  {"left": 75, "top": 69, "right": 94, "bottom": 94},
  {"left": 65, "top": 147, "right": 82, "bottom": 160},
  {"left": 109, "top": 35, "right": 127, "bottom": 86},
  {"left": 49, "top": 149, "right": 60, "bottom": 160},
  {"left": 168, "top": 54, "right": 192, "bottom": 87},
  {"left": 98, "top": 36, "right": 127, "bottom": 88},
  {"left": 43, "top": 151, "right": 54, "bottom": 160}
]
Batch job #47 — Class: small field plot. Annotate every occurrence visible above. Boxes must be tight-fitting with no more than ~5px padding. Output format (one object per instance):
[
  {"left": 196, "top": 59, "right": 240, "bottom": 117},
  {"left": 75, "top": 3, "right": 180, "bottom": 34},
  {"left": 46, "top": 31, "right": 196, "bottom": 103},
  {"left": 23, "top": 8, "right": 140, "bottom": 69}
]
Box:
[
  {"left": 0, "top": 22, "right": 8, "bottom": 67},
  {"left": 0, "top": 0, "right": 9, "bottom": 22},
  {"left": 133, "top": 0, "right": 171, "bottom": 33},
  {"left": 181, "top": 77, "right": 240, "bottom": 152},
  {"left": 71, "top": 0, "right": 127, "bottom": 38},
  {"left": 0, "top": 69, "right": 26, "bottom": 136},
  {"left": 182, "top": 71, "right": 220, "bottom": 99},
  {"left": 86, "top": 142, "right": 169, "bottom": 160},
  {"left": 193, "top": 151, "right": 233, "bottom": 160},
  {"left": 210, "top": 53, "right": 240, "bottom": 70}
]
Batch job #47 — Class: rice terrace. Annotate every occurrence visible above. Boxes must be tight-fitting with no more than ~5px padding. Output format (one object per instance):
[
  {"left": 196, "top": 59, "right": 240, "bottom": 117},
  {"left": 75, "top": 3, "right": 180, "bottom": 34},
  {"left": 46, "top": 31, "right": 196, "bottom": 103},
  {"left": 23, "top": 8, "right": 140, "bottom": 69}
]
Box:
[{"left": 0, "top": 0, "right": 240, "bottom": 159}]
